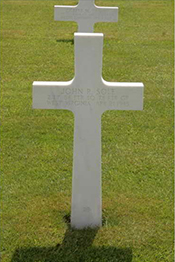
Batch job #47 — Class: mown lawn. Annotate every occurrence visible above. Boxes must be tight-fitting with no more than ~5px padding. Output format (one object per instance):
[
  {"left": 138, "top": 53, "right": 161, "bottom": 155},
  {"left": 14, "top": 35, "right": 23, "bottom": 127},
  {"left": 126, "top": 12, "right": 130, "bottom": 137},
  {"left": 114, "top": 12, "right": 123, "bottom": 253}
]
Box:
[{"left": 0, "top": 0, "right": 174, "bottom": 261}]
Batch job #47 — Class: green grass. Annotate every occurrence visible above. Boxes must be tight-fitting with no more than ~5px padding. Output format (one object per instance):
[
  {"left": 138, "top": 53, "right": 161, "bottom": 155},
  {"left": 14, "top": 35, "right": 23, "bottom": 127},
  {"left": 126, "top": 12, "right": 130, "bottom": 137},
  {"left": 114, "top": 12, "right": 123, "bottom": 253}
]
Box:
[{"left": 0, "top": 0, "right": 174, "bottom": 261}]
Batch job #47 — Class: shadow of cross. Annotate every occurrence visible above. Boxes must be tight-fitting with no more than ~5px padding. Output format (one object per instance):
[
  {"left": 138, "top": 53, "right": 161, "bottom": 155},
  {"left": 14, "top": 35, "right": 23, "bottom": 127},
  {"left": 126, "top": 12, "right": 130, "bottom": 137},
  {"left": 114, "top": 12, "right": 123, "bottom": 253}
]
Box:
[
  {"left": 54, "top": 0, "right": 118, "bottom": 32},
  {"left": 33, "top": 33, "right": 144, "bottom": 229},
  {"left": 11, "top": 226, "right": 133, "bottom": 262}
]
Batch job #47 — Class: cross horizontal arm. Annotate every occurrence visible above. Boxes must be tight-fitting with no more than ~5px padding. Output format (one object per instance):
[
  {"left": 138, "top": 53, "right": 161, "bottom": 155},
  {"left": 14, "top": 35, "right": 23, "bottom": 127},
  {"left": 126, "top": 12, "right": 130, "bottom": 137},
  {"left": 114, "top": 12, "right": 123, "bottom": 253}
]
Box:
[
  {"left": 54, "top": 5, "right": 78, "bottom": 22},
  {"left": 54, "top": 4, "right": 118, "bottom": 23},
  {"left": 100, "top": 79, "right": 144, "bottom": 112},
  {"left": 92, "top": 6, "right": 118, "bottom": 23},
  {"left": 33, "top": 80, "right": 76, "bottom": 112}
]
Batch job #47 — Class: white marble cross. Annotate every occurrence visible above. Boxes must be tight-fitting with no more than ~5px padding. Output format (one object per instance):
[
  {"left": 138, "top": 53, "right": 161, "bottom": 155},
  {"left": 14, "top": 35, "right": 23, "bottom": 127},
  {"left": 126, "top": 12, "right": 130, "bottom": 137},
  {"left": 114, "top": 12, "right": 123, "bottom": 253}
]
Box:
[
  {"left": 54, "top": 0, "right": 118, "bottom": 32},
  {"left": 33, "top": 33, "right": 144, "bottom": 229}
]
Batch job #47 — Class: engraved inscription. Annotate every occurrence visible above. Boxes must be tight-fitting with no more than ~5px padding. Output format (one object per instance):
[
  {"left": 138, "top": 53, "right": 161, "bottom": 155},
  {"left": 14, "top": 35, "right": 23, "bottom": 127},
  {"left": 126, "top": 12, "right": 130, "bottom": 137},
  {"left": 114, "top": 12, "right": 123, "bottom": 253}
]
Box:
[
  {"left": 83, "top": 207, "right": 91, "bottom": 213},
  {"left": 58, "top": 8, "right": 116, "bottom": 21},
  {"left": 47, "top": 88, "right": 130, "bottom": 108}
]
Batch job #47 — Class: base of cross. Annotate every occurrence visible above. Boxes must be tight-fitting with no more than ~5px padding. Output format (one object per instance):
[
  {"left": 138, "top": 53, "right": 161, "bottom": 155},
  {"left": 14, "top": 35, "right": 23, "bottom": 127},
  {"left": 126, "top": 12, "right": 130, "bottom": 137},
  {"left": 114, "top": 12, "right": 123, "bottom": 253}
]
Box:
[{"left": 33, "top": 33, "right": 144, "bottom": 229}]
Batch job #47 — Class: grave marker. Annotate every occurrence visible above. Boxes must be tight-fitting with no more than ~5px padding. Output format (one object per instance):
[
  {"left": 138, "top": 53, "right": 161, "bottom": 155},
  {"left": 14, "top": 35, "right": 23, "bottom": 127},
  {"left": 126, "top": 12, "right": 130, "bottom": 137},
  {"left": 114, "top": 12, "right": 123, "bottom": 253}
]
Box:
[
  {"left": 33, "top": 33, "right": 144, "bottom": 229},
  {"left": 54, "top": 0, "right": 118, "bottom": 32}
]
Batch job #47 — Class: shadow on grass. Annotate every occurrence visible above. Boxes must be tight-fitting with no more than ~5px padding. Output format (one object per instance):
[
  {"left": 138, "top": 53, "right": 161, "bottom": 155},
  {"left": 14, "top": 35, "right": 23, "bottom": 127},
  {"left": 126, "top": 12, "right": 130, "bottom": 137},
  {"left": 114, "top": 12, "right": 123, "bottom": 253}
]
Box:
[
  {"left": 11, "top": 214, "right": 132, "bottom": 262},
  {"left": 56, "top": 39, "right": 74, "bottom": 45}
]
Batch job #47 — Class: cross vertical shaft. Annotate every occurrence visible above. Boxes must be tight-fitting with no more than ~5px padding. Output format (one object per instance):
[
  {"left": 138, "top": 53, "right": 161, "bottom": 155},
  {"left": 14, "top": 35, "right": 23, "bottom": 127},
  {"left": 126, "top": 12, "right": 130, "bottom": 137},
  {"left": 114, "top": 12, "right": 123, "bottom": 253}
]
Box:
[
  {"left": 74, "top": 33, "right": 103, "bottom": 83},
  {"left": 71, "top": 33, "right": 104, "bottom": 228},
  {"left": 71, "top": 112, "right": 102, "bottom": 228}
]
